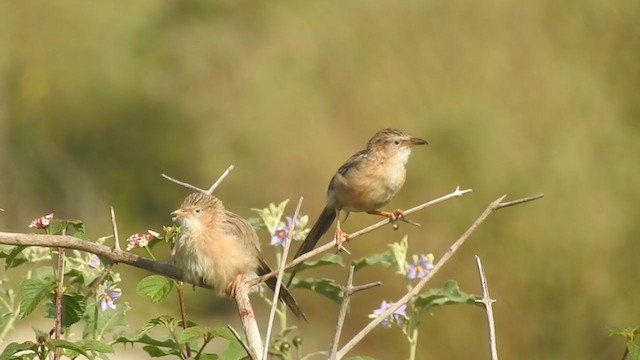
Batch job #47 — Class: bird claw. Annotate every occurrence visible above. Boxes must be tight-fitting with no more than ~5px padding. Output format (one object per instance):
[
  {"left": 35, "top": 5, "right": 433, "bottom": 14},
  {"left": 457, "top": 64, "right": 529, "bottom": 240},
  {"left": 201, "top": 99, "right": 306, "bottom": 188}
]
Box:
[
  {"left": 389, "top": 209, "right": 420, "bottom": 229},
  {"left": 334, "top": 230, "right": 352, "bottom": 255}
]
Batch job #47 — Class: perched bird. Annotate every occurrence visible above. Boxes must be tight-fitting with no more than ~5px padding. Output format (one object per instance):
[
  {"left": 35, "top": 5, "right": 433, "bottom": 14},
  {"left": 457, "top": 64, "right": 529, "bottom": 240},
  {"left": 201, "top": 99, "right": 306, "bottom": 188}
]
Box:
[
  {"left": 171, "top": 192, "right": 306, "bottom": 320},
  {"left": 289, "top": 128, "right": 427, "bottom": 283}
]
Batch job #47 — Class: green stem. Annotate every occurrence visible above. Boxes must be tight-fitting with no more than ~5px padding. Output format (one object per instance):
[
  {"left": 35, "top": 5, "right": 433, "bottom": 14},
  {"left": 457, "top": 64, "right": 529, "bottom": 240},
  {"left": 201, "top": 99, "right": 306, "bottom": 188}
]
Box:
[
  {"left": 144, "top": 247, "right": 157, "bottom": 261},
  {"left": 408, "top": 326, "right": 418, "bottom": 360}
]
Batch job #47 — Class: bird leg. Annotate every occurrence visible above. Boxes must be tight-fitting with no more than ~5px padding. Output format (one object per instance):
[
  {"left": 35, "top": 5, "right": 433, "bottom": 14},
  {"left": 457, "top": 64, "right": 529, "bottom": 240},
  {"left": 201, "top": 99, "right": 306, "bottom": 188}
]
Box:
[
  {"left": 367, "top": 209, "right": 420, "bottom": 229},
  {"left": 334, "top": 211, "right": 351, "bottom": 255},
  {"left": 226, "top": 273, "right": 244, "bottom": 297}
]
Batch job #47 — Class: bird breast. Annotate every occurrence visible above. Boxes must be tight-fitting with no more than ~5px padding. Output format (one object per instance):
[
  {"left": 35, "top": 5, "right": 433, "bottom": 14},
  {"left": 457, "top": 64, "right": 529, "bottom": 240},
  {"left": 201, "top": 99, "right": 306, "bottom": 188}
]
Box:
[{"left": 173, "top": 226, "right": 258, "bottom": 294}]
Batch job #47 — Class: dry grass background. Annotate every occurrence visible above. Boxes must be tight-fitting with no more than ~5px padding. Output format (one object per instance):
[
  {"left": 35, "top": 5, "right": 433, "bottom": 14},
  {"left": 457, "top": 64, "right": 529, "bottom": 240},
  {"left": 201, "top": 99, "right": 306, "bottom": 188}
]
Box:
[{"left": 1, "top": 1, "right": 639, "bottom": 359}]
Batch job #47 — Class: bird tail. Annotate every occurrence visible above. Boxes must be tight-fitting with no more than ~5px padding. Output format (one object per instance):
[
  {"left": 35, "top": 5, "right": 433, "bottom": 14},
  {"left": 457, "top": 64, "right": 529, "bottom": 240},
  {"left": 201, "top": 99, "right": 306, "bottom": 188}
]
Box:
[
  {"left": 257, "top": 259, "right": 307, "bottom": 321},
  {"left": 287, "top": 206, "right": 336, "bottom": 286}
]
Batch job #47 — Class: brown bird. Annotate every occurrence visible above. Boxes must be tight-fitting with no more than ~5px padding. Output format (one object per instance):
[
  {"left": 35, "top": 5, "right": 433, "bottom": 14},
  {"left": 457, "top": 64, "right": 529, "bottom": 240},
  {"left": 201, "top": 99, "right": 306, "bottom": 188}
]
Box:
[
  {"left": 171, "top": 192, "right": 306, "bottom": 320},
  {"left": 289, "top": 128, "right": 427, "bottom": 283}
]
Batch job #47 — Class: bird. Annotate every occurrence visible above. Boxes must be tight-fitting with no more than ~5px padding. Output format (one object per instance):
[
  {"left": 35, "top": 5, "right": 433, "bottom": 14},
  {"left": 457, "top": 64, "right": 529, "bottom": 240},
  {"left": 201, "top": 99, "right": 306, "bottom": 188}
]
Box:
[
  {"left": 171, "top": 192, "right": 306, "bottom": 320},
  {"left": 289, "top": 128, "right": 427, "bottom": 283}
]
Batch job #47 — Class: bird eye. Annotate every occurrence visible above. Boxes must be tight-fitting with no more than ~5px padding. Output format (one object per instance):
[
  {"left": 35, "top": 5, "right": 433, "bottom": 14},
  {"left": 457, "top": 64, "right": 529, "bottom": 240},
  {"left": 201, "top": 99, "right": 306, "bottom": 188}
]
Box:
[
  {"left": 193, "top": 208, "right": 202, "bottom": 215},
  {"left": 393, "top": 139, "right": 401, "bottom": 145}
]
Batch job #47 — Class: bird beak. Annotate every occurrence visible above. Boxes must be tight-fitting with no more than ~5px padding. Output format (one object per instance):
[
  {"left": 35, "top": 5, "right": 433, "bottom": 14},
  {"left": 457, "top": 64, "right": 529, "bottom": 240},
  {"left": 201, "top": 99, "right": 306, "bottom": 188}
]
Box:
[
  {"left": 171, "top": 209, "right": 186, "bottom": 222},
  {"left": 409, "top": 137, "right": 428, "bottom": 146}
]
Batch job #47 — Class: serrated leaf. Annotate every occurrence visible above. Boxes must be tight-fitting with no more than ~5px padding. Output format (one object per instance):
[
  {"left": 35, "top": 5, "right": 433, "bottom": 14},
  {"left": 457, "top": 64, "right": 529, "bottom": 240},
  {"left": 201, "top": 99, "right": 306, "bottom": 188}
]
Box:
[
  {"left": 292, "top": 278, "right": 343, "bottom": 304},
  {"left": 136, "top": 275, "right": 174, "bottom": 303},
  {"left": 353, "top": 250, "right": 396, "bottom": 272},
  {"left": 414, "top": 280, "right": 481, "bottom": 313},
  {"left": 0, "top": 341, "right": 37, "bottom": 360},
  {"left": 47, "top": 339, "right": 90, "bottom": 357},
  {"left": 67, "top": 219, "right": 86, "bottom": 238},
  {"left": 19, "top": 279, "right": 55, "bottom": 318},
  {"left": 45, "top": 293, "right": 86, "bottom": 328},
  {"left": 295, "top": 253, "right": 344, "bottom": 274}
]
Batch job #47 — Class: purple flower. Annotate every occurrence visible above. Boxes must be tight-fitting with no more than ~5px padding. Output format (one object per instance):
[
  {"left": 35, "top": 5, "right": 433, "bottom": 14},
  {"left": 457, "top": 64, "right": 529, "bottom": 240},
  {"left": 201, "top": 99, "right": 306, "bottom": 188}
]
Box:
[
  {"left": 98, "top": 283, "right": 122, "bottom": 311},
  {"left": 370, "top": 300, "right": 408, "bottom": 328},
  {"left": 270, "top": 216, "right": 303, "bottom": 246},
  {"left": 406, "top": 254, "right": 434, "bottom": 280},
  {"left": 126, "top": 230, "right": 159, "bottom": 251},
  {"left": 89, "top": 255, "right": 101, "bottom": 268},
  {"left": 28, "top": 213, "right": 54, "bottom": 229}
]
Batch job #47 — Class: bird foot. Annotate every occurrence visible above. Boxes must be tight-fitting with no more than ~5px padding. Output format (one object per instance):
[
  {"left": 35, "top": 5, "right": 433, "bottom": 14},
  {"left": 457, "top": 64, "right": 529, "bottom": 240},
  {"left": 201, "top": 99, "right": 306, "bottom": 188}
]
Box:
[
  {"left": 226, "top": 274, "right": 244, "bottom": 297},
  {"left": 368, "top": 209, "right": 420, "bottom": 229},
  {"left": 334, "top": 228, "right": 352, "bottom": 255}
]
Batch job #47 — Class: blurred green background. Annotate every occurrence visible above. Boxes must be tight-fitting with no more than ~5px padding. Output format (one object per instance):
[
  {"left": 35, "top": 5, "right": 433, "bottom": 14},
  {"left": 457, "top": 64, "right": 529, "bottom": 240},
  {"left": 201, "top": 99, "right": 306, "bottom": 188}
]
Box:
[{"left": 1, "top": 0, "right": 639, "bottom": 358}]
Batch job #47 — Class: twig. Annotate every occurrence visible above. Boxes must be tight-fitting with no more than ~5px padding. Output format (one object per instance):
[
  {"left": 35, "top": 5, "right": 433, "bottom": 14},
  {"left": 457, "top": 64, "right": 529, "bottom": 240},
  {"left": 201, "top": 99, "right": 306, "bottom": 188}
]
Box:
[
  {"left": 328, "top": 265, "right": 381, "bottom": 359},
  {"left": 263, "top": 197, "right": 304, "bottom": 360},
  {"left": 227, "top": 325, "right": 254, "bottom": 360},
  {"left": 176, "top": 282, "right": 192, "bottom": 358},
  {"left": 0, "top": 232, "right": 197, "bottom": 286},
  {"left": 162, "top": 165, "right": 235, "bottom": 195},
  {"left": 475, "top": 256, "right": 498, "bottom": 360},
  {"left": 335, "top": 193, "right": 543, "bottom": 359},
  {"left": 110, "top": 207, "right": 121, "bottom": 251},
  {"left": 53, "top": 246, "right": 65, "bottom": 360},
  {"left": 248, "top": 186, "right": 472, "bottom": 287},
  {"left": 233, "top": 281, "right": 263, "bottom": 359}
]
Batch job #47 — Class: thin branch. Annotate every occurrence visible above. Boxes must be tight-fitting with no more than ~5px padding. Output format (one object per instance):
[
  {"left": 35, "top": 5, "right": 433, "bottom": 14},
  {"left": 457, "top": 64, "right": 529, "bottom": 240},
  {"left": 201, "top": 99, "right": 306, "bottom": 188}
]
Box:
[
  {"left": 475, "top": 256, "right": 498, "bottom": 360},
  {"left": 248, "top": 186, "right": 472, "bottom": 287},
  {"left": 53, "top": 246, "right": 65, "bottom": 360},
  {"left": 335, "top": 193, "right": 543, "bottom": 359},
  {"left": 233, "top": 281, "right": 263, "bottom": 360},
  {"left": 328, "top": 265, "right": 382, "bottom": 359},
  {"left": 162, "top": 165, "right": 235, "bottom": 195},
  {"left": 495, "top": 193, "right": 544, "bottom": 209},
  {"left": 263, "top": 197, "right": 304, "bottom": 360},
  {"left": 228, "top": 325, "right": 254, "bottom": 360},
  {"left": 176, "top": 282, "right": 192, "bottom": 358},
  {"left": 0, "top": 232, "right": 195, "bottom": 285},
  {"left": 110, "top": 206, "right": 121, "bottom": 251}
]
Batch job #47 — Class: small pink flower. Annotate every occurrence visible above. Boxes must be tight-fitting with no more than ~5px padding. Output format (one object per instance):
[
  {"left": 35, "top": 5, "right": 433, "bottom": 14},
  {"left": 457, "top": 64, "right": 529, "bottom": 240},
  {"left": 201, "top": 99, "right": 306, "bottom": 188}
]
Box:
[
  {"left": 28, "top": 213, "right": 54, "bottom": 229},
  {"left": 126, "top": 230, "right": 158, "bottom": 251}
]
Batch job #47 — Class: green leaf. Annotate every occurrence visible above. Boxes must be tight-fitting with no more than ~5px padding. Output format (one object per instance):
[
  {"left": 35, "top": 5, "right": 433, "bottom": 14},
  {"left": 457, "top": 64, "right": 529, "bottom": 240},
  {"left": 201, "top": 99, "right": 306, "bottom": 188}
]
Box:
[
  {"left": 19, "top": 278, "right": 55, "bottom": 318},
  {"left": 0, "top": 341, "right": 37, "bottom": 360},
  {"left": 628, "top": 342, "right": 640, "bottom": 360},
  {"left": 4, "top": 246, "right": 28, "bottom": 269},
  {"left": 112, "top": 333, "right": 177, "bottom": 348},
  {"left": 45, "top": 293, "right": 86, "bottom": 328},
  {"left": 179, "top": 326, "right": 206, "bottom": 344},
  {"left": 136, "top": 275, "right": 175, "bottom": 303},
  {"left": 251, "top": 200, "right": 289, "bottom": 235},
  {"left": 414, "top": 280, "right": 481, "bottom": 313},
  {"left": 292, "top": 278, "right": 343, "bottom": 304},
  {"left": 608, "top": 326, "right": 639, "bottom": 341},
  {"left": 141, "top": 315, "right": 181, "bottom": 333},
  {"left": 221, "top": 338, "right": 245, "bottom": 359},
  {"left": 78, "top": 340, "right": 114, "bottom": 353},
  {"left": 47, "top": 339, "right": 90, "bottom": 357},
  {"left": 353, "top": 250, "right": 396, "bottom": 272},
  {"left": 196, "top": 354, "right": 220, "bottom": 360},
  {"left": 67, "top": 219, "right": 86, "bottom": 238},
  {"left": 295, "top": 253, "right": 344, "bottom": 274},
  {"left": 47, "top": 220, "right": 68, "bottom": 235},
  {"left": 142, "top": 345, "right": 181, "bottom": 357}
]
